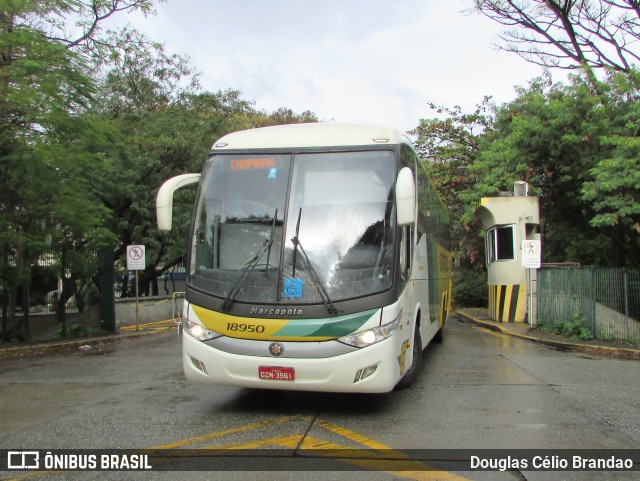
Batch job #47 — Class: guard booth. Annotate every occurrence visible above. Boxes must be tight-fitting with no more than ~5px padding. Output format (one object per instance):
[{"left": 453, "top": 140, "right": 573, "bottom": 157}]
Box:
[{"left": 475, "top": 182, "right": 540, "bottom": 323}]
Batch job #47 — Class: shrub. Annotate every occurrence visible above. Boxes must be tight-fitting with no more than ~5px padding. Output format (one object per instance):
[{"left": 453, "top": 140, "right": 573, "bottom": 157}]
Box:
[{"left": 452, "top": 266, "right": 488, "bottom": 308}]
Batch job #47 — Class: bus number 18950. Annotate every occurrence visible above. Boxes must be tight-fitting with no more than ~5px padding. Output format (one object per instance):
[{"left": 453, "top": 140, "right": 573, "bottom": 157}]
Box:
[{"left": 226, "top": 323, "right": 265, "bottom": 333}]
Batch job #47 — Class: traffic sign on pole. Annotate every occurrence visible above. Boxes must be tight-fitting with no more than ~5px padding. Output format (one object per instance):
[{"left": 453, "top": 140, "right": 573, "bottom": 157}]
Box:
[
  {"left": 126, "top": 245, "right": 145, "bottom": 331},
  {"left": 522, "top": 240, "right": 541, "bottom": 269},
  {"left": 126, "top": 245, "right": 146, "bottom": 271}
]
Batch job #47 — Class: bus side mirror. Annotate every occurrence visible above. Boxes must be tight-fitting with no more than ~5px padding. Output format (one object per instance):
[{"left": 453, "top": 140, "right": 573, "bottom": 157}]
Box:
[
  {"left": 156, "top": 173, "right": 201, "bottom": 230},
  {"left": 396, "top": 167, "right": 416, "bottom": 226}
]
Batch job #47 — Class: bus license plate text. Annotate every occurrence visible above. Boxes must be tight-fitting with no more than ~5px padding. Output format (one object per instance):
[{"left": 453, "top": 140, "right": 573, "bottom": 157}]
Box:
[{"left": 258, "top": 366, "right": 295, "bottom": 381}]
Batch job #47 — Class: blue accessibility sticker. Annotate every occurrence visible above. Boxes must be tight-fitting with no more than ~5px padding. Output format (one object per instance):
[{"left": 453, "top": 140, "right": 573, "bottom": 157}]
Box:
[
  {"left": 282, "top": 277, "right": 303, "bottom": 298},
  {"left": 267, "top": 168, "right": 278, "bottom": 180}
]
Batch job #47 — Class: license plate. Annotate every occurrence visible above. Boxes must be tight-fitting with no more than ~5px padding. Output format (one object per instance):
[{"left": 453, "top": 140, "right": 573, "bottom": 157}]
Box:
[{"left": 258, "top": 366, "right": 295, "bottom": 381}]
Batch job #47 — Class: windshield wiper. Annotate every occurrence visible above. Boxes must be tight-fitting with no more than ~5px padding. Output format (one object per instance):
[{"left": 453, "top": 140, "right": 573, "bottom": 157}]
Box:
[
  {"left": 264, "top": 209, "right": 277, "bottom": 277},
  {"left": 221, "top": 210, "right": 277, "bottom": 311},
  {"left": 290, "top": 208, "right": 338, "bottom": 316}
]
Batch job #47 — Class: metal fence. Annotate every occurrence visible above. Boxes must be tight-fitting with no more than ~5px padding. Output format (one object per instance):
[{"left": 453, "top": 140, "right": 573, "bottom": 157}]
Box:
[
  {"left": 1, "top": 242, "right": 115, "bottom": 344},
  {"left": 537, "top": 266, "right": 640, "bottom": 343}
]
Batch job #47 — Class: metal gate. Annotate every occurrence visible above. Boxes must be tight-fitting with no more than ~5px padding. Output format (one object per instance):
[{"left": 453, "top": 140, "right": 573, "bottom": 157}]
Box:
[
  {"left": 1, "top": 242, "right": 115, "bottom": 344},
  {"left": 537, "top": 266, "right": 640, "bottom": 343}
]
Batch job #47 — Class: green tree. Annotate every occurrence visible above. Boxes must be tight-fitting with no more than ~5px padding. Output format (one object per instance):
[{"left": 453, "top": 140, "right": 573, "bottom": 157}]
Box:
[
  {"left": 468, "top": 1, "right": 640, "bottom": 267},
  {"left": 261, "top": 107, "right": 318, "bottom": 126},
  {"left": 2, "top": 2, "right": 98, "bottom": 244},
  {"left": 465, "top": 73, "right": 639, "bottom": 266},
  {"left": 0, "top": 0, "right": 158, "bottom": 245},
  {"left": 412, "top": 99, "right": 496, "bottom": 307},
  {"left": 0, "top": 0, "right": 156, "bottom": 337},
  {"left": 104, "top": 91, "right": 261, "bottom": 296},
  {"left": 412, "top": 99, "right": 494, "bottom": 262},
  {"left": 90, "top": 28, "right": 246, "bottom": 295},
  {"left": 581, "top": 71, "right": 640, "bottom": 237}
]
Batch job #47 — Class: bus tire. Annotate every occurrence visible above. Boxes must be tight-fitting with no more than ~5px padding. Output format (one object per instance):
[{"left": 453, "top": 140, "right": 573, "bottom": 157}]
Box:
[
  {"left": 435, "top": 296, "right": 448, "bottom": 344},
  {"left": 395, "top": 323, "right": 422, "bottom": 390}
]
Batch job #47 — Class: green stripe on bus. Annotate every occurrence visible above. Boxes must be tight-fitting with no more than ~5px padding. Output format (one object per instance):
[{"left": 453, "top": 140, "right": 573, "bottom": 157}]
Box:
[{"left": 273, "top": 309, "right": 378, "bottom": 338}]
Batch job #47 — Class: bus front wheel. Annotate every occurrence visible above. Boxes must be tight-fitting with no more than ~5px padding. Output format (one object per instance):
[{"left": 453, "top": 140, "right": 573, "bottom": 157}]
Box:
[{"left": 395, "top": 323, "right": 422, "bottom": 390}]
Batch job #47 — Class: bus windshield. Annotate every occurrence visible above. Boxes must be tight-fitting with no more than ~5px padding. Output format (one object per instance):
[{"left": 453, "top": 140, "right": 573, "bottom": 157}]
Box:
[{"left": 190, "top": 150, "right": 396, "bottom": 306}]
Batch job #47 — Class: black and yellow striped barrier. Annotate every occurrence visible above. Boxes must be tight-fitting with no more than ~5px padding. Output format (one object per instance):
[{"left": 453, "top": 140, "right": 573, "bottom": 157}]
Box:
[{"left": 488, "top": 284, "right": 527, "bottom": 323}]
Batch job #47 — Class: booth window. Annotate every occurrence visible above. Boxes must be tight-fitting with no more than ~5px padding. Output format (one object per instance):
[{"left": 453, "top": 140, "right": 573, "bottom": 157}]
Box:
[{"left": 487, "top": 225, "right": 515, "bottom": 263}]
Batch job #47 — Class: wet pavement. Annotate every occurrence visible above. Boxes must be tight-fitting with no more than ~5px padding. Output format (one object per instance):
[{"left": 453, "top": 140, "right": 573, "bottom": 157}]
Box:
[{"left": 2, "top": 315, "right": 640, "bottom": 481}]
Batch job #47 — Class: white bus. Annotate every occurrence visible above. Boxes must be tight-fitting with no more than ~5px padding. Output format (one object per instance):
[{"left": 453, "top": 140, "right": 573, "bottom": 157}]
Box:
[{"left": 157, "top": 123, "right": 451, "bottom": 393}]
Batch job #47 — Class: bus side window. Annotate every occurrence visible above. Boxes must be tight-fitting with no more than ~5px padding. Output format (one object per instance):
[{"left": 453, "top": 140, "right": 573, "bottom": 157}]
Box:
[{"left": 407, "top": 226, "right": 413, "bottom": 270}]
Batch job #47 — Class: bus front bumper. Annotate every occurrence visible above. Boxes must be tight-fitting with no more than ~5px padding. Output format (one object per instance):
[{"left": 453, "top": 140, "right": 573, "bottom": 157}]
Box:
[{"left": 182, "top": 332, "right": 406, "bottom": 393}]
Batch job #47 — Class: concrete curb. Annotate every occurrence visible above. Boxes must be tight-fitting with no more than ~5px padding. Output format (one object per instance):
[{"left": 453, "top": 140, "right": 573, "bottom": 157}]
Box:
[{"left": 456, "top": 309, "right": 640, "bottom": 361}]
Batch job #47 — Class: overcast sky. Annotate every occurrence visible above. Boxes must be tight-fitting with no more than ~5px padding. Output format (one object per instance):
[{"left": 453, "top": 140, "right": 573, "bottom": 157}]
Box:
[{"left": 111, "top": 0, "right": 548, "bottom": 132}]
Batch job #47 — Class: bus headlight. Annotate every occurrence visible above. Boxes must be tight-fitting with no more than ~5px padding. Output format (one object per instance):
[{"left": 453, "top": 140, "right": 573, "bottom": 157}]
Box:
[
  {"left": 338, "top": 315, "right": 401, "bottom": 348},
  {"left": 184, "top": 320, "right": 220, "bottom": 342}
]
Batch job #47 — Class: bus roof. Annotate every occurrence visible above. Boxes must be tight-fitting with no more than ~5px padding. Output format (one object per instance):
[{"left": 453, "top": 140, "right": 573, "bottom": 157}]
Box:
[{"left": 210, "top": 123, "right": 412, "bottom": 151}]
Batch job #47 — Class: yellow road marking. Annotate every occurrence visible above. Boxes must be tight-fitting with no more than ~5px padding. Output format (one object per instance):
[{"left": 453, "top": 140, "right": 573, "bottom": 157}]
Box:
[
  {"left": 167, "top": 416, "right": 472, "bottom": 480},
  {"left": 4, "top": 416, "right": 472, "bottom": 481},
  {"left": 316, "top": 418, "right": 393, "bottom": 450},
  {"left": 151, "top": 415, "right": 309, "bottom": 449},
  {"left": 202, "top": 433, "right": 470, "bottom": 480},
  {"left": 3, "top": 472, "right": 54, "bottom": 481}
]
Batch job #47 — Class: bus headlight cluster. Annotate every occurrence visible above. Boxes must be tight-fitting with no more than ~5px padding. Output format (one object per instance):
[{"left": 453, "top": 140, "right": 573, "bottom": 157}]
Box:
[
  {"left": 338, "top": 315, "right": 401, "bottom": 348},
  {"left": 184, "top": 320, "right": 219, "bottom": 342}
]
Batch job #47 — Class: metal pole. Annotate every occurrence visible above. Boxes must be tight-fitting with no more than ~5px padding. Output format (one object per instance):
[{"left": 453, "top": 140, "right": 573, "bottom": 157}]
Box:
[
  {"left": 135, "top": 270, "right": 140, "bottom": 331},
  {"left": 2, "top": 244, "right": 7, "bottom": 343},
  {"left": 623, "top": 268, "right": 630, "bottom": 341},
  {"left": 528, "top": 268, "right": 537, "bottom": 327},
  {"left": 526, "top": 268, "right": 532, "bottom": 325}
]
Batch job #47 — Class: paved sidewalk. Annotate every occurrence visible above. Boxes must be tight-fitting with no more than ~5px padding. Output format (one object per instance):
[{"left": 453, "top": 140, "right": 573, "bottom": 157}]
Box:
[
  {"left": 0, "top": 319, "right": 178, "bottom": 359},
  {"left": 457, "top": 308, "right": 640, "bottom": 360}
]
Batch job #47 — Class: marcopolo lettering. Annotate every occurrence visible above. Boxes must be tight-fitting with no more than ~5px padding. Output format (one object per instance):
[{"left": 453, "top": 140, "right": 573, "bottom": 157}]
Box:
[{"left": 250, "top": 307, "right": 303, "bottom": 317}]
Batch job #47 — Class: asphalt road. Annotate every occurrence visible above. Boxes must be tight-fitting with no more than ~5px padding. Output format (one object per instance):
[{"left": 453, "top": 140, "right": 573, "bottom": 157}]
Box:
[{"left": 1, "top": 317, "right": 639, "bottom": 481}]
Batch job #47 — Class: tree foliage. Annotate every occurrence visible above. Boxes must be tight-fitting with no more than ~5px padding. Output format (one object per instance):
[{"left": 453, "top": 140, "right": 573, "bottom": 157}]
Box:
[
  {"left": 411, "top": 99, "right": 494, "bottom": 264},
  {"left": 418, "top": 70, "right": 640, "bottom": 269},
  {"left": 0, "top": 0, "right": 128, "bottom": 246},
  {"left": 96, "top": 89, "right": 259, "bottom": 295},
  {"left": 0, "top": 0, "right": 320, "bottom": 299},
  {"left": 581, "top": 70, "right": 640, "bottom": 235},
  {"left": 461, "top": 0, "right": 640, "bottom": 268},
  {"left": 471, "top": 73, "right": 628, "bottom": 265},
  {"left": 0, "top": 0, "right": 156, "bottom": 334}
]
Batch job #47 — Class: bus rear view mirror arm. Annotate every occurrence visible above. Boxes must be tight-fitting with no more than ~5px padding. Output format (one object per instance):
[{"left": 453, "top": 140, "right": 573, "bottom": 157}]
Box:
[
  {"left": 395, "top": 167, "right": 416, "bottom": 226},
  {"left": 156, "top": 173, "right": 201, "bottom": 230}
]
